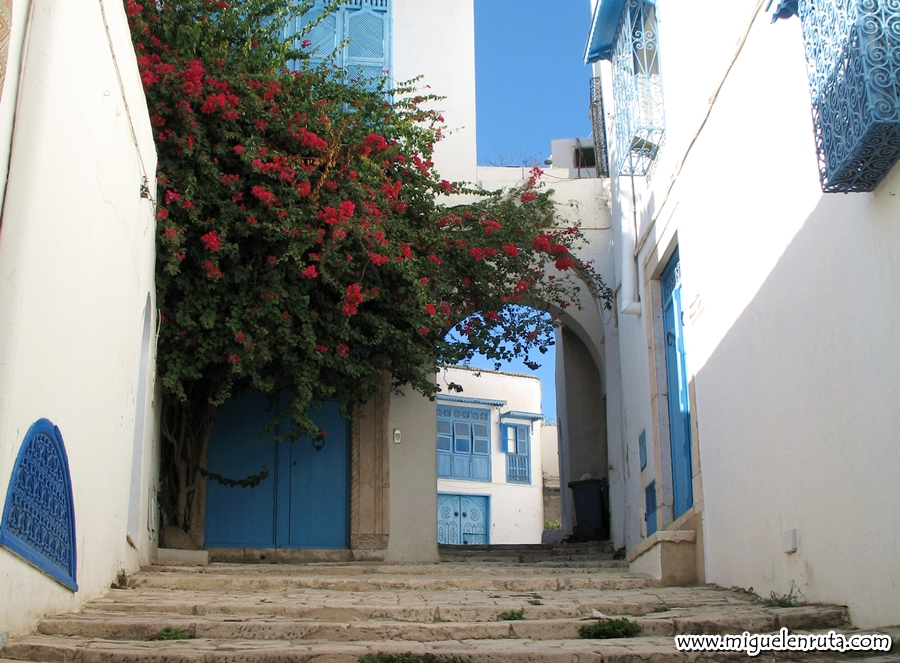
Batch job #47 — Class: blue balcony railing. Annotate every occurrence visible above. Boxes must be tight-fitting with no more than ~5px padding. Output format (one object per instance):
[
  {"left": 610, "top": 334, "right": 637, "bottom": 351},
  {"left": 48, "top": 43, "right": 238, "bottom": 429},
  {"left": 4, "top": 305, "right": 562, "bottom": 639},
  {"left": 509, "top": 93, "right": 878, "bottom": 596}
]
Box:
[{"left": 798, "top": 0, "right": 900, "bottom": 192}]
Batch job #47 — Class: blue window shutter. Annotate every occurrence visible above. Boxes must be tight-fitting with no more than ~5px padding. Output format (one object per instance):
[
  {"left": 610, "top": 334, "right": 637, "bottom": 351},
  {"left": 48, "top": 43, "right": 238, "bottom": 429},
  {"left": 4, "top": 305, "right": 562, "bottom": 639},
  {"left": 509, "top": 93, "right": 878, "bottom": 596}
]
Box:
[
  {"left": 285, "top": 0, "right": 339, "bottom": 71},
  {"left": 500, "top": 424, "right": 512, "bottom": 453},
  {"left": 343, "top": 2, "right": 390, "bottom": 90},
  {"left": 645, "top": 481, "right": 657, "bottom": 536}
]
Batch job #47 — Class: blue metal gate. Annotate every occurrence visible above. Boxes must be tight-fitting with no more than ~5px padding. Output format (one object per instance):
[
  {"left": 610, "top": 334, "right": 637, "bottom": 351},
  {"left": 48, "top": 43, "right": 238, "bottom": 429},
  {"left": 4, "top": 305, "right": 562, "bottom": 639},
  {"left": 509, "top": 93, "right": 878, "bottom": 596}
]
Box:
[
  {"left": 204, "top": 392, "right": 349, "bottom": 549},
  {"left": 437, "top": 494, "right": 489, "bottom": 545},
  {"left": 662, "top": 249, "right": 694, "bottom": 520}
]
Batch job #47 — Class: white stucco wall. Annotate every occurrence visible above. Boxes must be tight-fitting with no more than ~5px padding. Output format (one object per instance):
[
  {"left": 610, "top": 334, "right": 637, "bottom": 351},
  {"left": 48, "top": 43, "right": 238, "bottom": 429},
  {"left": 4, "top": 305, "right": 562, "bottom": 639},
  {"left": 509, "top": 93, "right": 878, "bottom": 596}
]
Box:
[
  {"left": 436, "top": 367, "right": 545, "bottom": 544},
  {"left": 386, "top": 383, "right": 440, "bottom": 563},
  {"left": 0, "top": 0, "right": 157, "bottom": 636},
  {"left": 393, "top": 0, "right": 477, "bottom": 185},
  {"left": 598, "top": 0, "right": 900, "bottom": 628}
]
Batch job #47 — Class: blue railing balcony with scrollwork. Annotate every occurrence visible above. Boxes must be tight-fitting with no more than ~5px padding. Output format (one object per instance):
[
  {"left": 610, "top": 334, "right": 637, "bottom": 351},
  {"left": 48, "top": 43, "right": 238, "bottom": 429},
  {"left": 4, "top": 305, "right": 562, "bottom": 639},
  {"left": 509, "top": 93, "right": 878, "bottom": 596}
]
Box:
[{"left": 798, "top": 0, "right": 900, "bottom": 192}]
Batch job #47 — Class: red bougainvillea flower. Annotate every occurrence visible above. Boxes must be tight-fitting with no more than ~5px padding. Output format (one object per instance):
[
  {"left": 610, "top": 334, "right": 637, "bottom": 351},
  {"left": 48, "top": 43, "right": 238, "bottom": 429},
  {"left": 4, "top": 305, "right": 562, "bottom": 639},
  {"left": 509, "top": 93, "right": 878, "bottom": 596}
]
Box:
[
  {"left": 164, "top": 227, "right": 178, "bottom": 242},
  {"left": 235, "top": 332, "right": 246, "bottom": 342},
  {"left": 423, "top": 303, "right": 436, "bottom": 316},
  {"left": 165, "top": 190, "right": 182, "bottom": 204},
  {"left": 520, "top": 192, "right": 537, "bottom": 202},
  {"left": 314, "top": 344, "right": 328, "bottom": 353},
  {"left": 200, "top": 230, "right": 222, "bottom": 251},
  {"left": 342, "top": 283, "right": 363, "bottom": 316},
  {"left": 202, "top": 261, "right": 223, "bottom": 278},
  {"left": 336, "top": 343, "right": 349, "bottom": 359},
  {"left": 301, "top": 265, "right": 318, "bottom": 279},
  {"left": 419, "top": 327, "right": 430, "bottom": 336},
  {"left": 296, "top": 181, "right": 311, "bottom": 196},
  {"left": 503, "top": 244, "right": 519, "bottom": 257},
  {"left": 532, "top": 234, "right": 551, "bottom": 252},
  {"left": 227, "top": 354, "right": 241, "bottom": 364},
  {"left": 251, "top": 185, "right": 276, "bottom": 206},
  {"left": 555, "top": 257, "right": 576, "bottom": 271}
]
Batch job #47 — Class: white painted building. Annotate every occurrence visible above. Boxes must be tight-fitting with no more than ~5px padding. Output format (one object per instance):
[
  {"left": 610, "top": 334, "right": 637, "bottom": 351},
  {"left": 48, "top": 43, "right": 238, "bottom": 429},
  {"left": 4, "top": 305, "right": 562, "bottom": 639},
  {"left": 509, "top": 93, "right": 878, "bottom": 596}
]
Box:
[
  {"left": 0, "top": 0, "right": 158, "bottom": 638},
  {"left": 583, "top": 0, "right": 900, "bottom": 628},
  {"left": 435, "top": 366, "right": 546, "bottom": 545}
]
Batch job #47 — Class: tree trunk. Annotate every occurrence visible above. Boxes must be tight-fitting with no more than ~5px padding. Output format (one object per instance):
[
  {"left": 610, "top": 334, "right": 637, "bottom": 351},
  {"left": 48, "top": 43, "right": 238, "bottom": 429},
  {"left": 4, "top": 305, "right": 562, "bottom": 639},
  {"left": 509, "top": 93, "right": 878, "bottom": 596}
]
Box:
[{"left": 160, "top": 385, "right": 217, "bottom": 546}]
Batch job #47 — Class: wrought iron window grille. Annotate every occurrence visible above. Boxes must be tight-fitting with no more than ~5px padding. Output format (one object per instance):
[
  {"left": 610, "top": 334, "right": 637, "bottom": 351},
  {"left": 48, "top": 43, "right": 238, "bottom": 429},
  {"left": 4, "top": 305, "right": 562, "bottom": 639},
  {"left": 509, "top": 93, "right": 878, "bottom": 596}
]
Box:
[
  {"left": 610, "top": 0, "right": 666, "bottom": 177},
  {"left": 590, "top": 76, "right": 612, "bottom": 177},
  {"left": 0, "top": 419, "right": 78, "bottom": 591},
  {"left": 797, "top": 0, "right": 900, "bottom": 192}
]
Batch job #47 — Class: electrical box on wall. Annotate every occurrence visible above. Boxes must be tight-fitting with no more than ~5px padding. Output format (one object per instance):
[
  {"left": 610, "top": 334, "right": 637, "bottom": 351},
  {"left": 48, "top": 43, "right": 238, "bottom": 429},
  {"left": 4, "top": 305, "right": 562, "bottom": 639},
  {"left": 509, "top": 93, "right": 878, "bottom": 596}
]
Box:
[{"left": 783, "top": 529, "right": 798, "bottom": 554}]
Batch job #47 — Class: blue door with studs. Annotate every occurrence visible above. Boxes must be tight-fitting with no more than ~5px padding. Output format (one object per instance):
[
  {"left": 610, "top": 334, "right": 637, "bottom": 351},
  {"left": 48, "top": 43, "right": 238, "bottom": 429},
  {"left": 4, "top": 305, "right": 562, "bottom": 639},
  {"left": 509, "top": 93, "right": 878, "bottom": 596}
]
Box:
[
  {"left": 204, "top": 391, "right": 349, "bottom": 548},
  {"left": 437, "top": 494, "right": 489, "bottom": 545},
  {"left": 662, "top": 249, "right": 694, "bottom": 520}
]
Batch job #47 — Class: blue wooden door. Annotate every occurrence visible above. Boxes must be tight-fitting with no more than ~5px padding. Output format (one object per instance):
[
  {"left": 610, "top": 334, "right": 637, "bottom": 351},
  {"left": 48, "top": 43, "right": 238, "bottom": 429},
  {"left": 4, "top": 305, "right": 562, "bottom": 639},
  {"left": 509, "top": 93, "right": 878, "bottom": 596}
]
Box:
[
  {"left": 662, "top": 249, "right": 694, "bottom": 520},
  {"left": 437, "top": 494, "right": 489, "bottom": 545},
  {"left": 205, "top": 393, "right": 348, "bottom": 548},
  {"left": 286, "top": 401, "right": 348, "bottom": 548}
]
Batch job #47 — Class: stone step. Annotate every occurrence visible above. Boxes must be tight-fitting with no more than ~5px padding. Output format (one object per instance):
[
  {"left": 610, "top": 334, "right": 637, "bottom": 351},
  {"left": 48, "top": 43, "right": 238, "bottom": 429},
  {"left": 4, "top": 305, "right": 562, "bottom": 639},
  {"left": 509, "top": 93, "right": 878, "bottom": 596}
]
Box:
[
  {"left": 146, "top": 559, "right": 628, "bottom": 576},
  {"left": 85, "top": 584, "right": 767, "bottom": 621},
  {"left": 5, "top": 628, "right": 897, "bottom": 663},
  {"left": 129, "top": 570, "right": 655, "bottom": 593},
  {"left": 35, "top": 604, "right": 850, "bottom": 642}
]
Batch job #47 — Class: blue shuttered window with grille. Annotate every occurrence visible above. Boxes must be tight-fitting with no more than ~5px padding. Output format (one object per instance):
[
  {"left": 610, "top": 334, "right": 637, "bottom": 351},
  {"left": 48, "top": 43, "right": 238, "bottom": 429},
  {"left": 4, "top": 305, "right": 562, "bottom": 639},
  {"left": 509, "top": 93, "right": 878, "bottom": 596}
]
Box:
[
  {"left": 610, "top": 0, "right": 665, "bottom": 176},
  {"left": 437, "top": 406, "right": 491, "bottom": 481},
  {"left": 501, "top": 423, "right": 531, "bottom": 484},
  {"left": 286, "top": 0, "right": 391, "bottom": 91}
]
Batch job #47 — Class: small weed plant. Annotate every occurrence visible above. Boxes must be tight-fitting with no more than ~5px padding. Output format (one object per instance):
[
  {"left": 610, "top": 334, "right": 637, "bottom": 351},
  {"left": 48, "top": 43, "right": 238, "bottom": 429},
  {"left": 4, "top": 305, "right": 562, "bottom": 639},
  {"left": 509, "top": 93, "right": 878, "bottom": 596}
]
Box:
[
  {"left": 578, "top": 618, "right": 641, "bottom": 639},
  {"left": 497, "top": 608, "right": 525, "bottom": 621},
  {"left": 110, "top": 569, "right": 127, "bottom": 590},
  {"left": 761, "top": 581, "right": 806, "bottom": 608},
  {"left": 147, "top": 627, "right": 192, "bottom": 641},
  {"left": 544, "top": 519, "right": 561, "bottom": 530}
]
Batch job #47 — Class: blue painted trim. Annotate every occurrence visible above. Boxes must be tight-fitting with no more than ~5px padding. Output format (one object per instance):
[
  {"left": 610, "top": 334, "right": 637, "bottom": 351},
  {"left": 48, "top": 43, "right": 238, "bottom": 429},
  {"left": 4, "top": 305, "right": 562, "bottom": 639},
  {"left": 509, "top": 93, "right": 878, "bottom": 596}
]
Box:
[
  {"left": 500, "top": 411, "right": 543, "bottom": 422},
  {"left": 436, "top": 395, "right": 506, "bottom": 407},
  {"left": 0, "top": 419, "right": 78, "bottom": 592},
  {"left": 768, "top": 0, "right": 798, "bottom": 21},
  {"left": 584, "top": 0, "right": 628, "bottom": 63}
]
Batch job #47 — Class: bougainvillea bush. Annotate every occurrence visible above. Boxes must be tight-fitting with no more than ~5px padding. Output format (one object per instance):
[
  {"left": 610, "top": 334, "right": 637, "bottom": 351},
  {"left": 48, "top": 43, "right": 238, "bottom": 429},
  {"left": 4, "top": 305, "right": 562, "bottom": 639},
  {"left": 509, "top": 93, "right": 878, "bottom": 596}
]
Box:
[{"left": 128, "top": 0, "right": 610, "bottom": 536}]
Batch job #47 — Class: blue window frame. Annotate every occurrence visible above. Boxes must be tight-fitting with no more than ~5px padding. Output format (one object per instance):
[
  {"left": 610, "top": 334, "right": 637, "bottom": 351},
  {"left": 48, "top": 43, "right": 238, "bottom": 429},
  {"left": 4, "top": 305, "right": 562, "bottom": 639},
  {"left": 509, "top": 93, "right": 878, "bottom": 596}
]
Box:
[
  {"left": 437, "top": 405, "right": 491, "bottom": 481},
  {"left": 501, "top": 423, "right": 531, "bottom": 484},
  {"left": 610, "top": 0, "right": 665, "bottom": 176},
  {"left": 286, "top": 0, "right": 392, "bottom": 91}
]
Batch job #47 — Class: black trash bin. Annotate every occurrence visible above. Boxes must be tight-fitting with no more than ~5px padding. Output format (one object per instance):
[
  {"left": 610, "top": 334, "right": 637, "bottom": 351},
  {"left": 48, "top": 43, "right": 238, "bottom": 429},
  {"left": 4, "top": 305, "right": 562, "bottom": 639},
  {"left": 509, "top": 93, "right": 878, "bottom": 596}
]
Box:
[{"left": 567, "top": 477, "right": 610, "bottom": 540}]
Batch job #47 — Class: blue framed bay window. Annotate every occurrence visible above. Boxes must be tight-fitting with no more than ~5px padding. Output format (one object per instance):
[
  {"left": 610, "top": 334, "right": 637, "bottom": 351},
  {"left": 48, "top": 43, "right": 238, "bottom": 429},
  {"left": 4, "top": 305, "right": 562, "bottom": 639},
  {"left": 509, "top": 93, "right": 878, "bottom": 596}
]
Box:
[
  {"left": 501, "top": 423, "right": 531, "bottom": 484},
  {"left": 286, "top": 0, "right": 392, "bottom": 90},
  {"left": 437, "top": 405, "right": 491, "bottom": 482}
]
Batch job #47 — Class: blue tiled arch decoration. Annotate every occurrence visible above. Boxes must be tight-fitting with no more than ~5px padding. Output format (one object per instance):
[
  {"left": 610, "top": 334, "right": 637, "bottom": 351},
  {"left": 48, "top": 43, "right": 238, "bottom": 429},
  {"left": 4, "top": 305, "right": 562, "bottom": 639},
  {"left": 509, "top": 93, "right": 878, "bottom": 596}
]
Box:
[{"left": 0, "top": 419, "right": 77, "bottom": 591}]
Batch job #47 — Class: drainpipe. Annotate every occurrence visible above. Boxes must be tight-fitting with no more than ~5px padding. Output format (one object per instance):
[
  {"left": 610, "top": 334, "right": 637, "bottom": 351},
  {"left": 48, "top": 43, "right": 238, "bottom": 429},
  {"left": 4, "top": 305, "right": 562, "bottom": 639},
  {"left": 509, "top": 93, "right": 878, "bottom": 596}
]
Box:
[{"left": 619, "top": 175, "right": 642, "bottom": 316}]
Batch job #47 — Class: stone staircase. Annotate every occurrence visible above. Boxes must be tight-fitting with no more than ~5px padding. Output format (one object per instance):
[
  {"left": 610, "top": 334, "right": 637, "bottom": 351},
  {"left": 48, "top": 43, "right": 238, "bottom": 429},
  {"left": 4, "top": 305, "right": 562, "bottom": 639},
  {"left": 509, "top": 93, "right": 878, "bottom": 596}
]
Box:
[{"left": 2, "top": 544, "right": 897, "bottom": 662}]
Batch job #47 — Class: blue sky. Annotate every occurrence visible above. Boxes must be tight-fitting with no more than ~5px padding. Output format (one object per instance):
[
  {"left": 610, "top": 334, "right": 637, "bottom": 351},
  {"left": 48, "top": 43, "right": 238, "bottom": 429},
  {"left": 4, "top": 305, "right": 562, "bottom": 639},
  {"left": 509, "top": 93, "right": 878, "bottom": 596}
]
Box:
[
  {"left": 456, "top": 2, "right": 593, "bottom": 420},
  {"left": 474, "top": 1, "right": 594, "bottom": 167}
]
